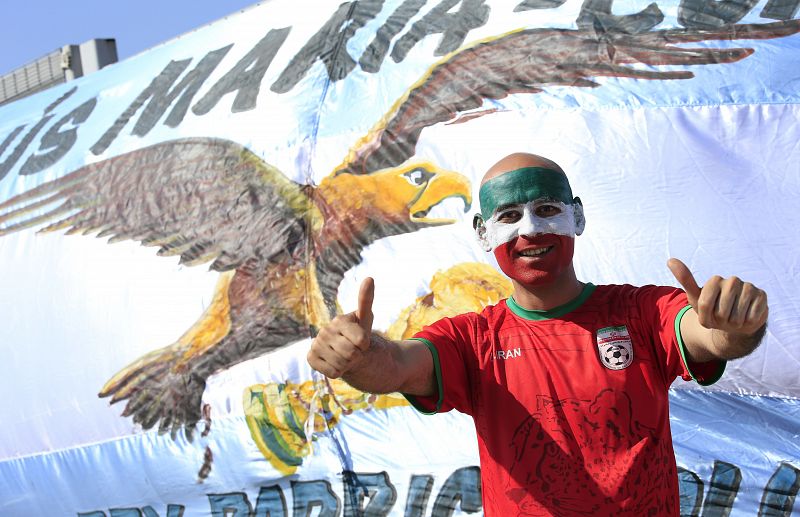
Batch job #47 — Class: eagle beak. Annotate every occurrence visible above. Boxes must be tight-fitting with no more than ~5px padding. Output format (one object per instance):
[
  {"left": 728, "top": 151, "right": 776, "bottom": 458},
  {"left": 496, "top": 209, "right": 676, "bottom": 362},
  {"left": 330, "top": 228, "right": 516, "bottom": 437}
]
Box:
[{"left": 409, "top": 169, "right": 472, "bottom": 225}]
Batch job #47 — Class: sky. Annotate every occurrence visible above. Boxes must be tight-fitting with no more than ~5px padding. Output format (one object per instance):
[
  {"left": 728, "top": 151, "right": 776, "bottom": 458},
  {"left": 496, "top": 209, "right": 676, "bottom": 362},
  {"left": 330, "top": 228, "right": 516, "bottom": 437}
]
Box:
[{"left": 0, "top": 0, "right": 261, "bottom": 76}]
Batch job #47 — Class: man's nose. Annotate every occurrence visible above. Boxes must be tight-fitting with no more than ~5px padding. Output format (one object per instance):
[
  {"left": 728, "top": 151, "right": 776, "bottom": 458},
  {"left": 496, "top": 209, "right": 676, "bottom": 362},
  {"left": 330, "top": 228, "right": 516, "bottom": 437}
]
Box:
[{"left": 518, "top": 209, "right": 540, "bottom": 236}]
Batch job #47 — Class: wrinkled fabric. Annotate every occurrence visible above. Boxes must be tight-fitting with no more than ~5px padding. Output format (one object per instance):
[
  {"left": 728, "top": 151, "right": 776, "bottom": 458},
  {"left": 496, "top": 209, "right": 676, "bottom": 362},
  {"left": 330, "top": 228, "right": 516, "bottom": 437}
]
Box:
[{"left": 0, "top": 1, "right": 798, "bottom": 515}]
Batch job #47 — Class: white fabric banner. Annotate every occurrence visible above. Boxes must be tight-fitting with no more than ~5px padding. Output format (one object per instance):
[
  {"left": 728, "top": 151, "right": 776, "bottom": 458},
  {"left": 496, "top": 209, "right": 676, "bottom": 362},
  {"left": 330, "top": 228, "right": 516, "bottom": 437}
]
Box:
[{"left": 0, "top": 1, "right": 798, "bottom": 515}]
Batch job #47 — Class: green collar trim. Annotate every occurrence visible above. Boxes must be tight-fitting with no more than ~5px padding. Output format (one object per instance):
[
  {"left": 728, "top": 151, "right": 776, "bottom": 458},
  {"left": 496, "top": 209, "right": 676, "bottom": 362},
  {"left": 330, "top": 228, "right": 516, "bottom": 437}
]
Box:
[
  {"left": 479, "top": 167, "right": 573, "bottom": 219},
  {"left": 507, "top": 283, "right": 596, "bottom": 320}
]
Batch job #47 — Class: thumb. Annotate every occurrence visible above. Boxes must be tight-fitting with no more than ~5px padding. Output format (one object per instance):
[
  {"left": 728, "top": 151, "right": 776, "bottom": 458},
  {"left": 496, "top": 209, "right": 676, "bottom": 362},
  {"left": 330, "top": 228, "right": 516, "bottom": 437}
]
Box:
[
  {"left": 667, "top": 258, "right": 701, "bottom": 307},
  {"left": 356, "top": 277, "right": 375, "bottom": 331}
]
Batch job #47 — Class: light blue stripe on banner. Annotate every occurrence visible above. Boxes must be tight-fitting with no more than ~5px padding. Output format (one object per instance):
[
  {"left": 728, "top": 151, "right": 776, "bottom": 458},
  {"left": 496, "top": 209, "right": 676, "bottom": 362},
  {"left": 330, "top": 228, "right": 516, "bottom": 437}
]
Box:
[
  {"left": 1, "top": 394, "right": 797, "bottom": 516},
  {"left": 670, "top": 389, "right": 800, "bottom": 517}
]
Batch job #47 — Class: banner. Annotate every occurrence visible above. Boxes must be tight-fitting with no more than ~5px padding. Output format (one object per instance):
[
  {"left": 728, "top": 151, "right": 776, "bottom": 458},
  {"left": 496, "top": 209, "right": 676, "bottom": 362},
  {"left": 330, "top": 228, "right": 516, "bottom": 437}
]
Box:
[{"left": 0, "top": 0, "right": 798, "bottom": 515}]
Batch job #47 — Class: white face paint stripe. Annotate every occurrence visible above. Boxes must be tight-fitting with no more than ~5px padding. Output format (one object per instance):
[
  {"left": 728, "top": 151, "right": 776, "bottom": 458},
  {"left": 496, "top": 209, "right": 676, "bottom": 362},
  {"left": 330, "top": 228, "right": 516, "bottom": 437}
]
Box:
[{"left": 482, "top": 200, "right": 579, "bottom": 250}]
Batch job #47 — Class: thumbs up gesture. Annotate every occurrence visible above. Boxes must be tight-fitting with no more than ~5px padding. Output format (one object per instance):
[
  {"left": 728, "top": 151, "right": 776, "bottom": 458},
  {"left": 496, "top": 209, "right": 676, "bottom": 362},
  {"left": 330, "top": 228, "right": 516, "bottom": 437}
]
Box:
[
  {"left": 307, "top": 277, "right": 375, "bottom": 379},
  {"left": 667, "top": 258, "right": 768, "bottom": 337}
]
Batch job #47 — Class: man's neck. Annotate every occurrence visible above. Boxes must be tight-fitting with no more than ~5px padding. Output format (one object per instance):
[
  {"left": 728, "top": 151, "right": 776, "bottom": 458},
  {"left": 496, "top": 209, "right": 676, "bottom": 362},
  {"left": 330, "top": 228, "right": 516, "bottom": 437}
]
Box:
[{"left": 510, "top": 267, "right": 584, "bottom": 311}]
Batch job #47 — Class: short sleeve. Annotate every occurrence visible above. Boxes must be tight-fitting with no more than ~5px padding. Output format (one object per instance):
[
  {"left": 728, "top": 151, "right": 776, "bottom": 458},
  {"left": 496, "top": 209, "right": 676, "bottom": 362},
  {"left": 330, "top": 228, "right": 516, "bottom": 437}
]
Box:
[
  {"left": 634, "top": 285, "right": 725, "bottom": 385},
  {"left": 402, "top": 313, "right": 478, "bottom": 415}
]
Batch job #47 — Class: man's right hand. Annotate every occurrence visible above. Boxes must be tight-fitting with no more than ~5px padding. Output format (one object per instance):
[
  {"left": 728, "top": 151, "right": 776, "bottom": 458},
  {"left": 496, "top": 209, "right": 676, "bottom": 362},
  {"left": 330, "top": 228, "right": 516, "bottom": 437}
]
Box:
[{"left": 307, "top": 277, "right": 375, "bottom": 378}]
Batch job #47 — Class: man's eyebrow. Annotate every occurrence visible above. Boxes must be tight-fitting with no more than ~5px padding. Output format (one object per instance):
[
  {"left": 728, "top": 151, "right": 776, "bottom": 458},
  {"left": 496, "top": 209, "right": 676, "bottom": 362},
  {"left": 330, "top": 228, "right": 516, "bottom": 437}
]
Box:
[
  {"left": 495, "top": 203, "right": 522, "bottom": 213},
  {"left": 495, "top": 197, "right": 560, "bottom": 213}
]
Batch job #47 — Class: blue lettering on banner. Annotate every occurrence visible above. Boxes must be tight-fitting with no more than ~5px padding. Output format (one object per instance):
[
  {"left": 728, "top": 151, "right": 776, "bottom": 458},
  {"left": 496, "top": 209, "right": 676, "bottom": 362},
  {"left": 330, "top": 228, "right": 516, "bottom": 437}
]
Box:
[
  {"left": 678, "top": 461, "right": 800, "bottom": 517},
  {"left": 431, "top": 466, "right": 482, "bottom": 515},
  {"left": 77, "top": 506, "right": 185, "bottom": 517},
  {"left": 208, "top": 493, "right": 253, "bottom": 516},
  {"left": 79, "top": 461, "right": 800, "bottom": 516},
  {"left": 759, "top": 463, "right": 800, "bottom": 516},
  {"left": 405, "top": 475, "right": 435, "bottom": 516}
]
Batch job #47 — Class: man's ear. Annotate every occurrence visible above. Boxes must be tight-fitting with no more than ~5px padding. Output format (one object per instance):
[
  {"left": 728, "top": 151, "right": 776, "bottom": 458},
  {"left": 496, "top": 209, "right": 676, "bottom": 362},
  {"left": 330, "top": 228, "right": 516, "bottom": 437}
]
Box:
[
  {"left": 572, "top": 197, "right": 586, "bottom": 236},
  {"left": 473, "top": 214, "right": 493, "bottom": 252}
]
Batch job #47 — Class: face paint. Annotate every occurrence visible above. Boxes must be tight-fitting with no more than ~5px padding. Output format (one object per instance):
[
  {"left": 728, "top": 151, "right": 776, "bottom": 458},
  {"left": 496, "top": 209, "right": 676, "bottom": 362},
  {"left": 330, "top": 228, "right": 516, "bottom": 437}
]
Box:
[
  {"left": 474, "top": 167, "right": 584, "bottom": 287},
  {"left": 493, "top": 232, "right": 576, "bottom": 287},
  {"left": 482, "top": 199, "right": 581, "bottom": 249},
  {"left": 479, "top": 167, "right": 574, "bottom": 219}
]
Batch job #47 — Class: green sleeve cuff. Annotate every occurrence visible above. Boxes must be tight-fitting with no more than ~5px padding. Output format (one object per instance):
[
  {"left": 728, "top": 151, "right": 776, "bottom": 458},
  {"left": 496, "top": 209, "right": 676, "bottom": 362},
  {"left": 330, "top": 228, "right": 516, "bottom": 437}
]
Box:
[
  {"left": 402, "top": 338, "right": 444, "bottom": 414},
  {"left": 675, "top": 305, "right": 726, "bottom": 386}
]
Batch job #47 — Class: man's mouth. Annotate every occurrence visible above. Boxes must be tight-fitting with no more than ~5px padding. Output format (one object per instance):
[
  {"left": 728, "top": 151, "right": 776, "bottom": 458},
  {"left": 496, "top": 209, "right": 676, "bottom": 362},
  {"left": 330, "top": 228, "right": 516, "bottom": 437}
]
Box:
[{"left": 518, "top": 246, "right": 553, "bottom": 257}]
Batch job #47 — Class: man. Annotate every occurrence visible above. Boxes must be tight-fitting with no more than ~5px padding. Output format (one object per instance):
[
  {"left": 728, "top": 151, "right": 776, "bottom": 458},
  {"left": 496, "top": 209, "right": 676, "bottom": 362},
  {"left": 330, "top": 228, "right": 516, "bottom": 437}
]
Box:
[{"left": 307, "top": 153, "right": 768, "bottom": 515}]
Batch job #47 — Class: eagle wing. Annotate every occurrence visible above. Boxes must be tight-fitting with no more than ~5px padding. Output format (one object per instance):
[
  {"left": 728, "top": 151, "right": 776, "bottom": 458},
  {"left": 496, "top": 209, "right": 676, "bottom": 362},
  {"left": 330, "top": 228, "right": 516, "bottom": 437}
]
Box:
[
  {"left": 337, "top": 19, "right": 800, "bottom": 175},
  {"left": 0, "top": 138, "right": 310, "bottom": 272}
]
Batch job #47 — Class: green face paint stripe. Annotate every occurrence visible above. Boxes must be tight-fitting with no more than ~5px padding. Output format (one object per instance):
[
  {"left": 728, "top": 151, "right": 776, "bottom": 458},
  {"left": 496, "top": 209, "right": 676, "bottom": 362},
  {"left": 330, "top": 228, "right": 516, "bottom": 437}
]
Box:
[{"left": 479, "top": 167, "right": 574, "bottom": 218}]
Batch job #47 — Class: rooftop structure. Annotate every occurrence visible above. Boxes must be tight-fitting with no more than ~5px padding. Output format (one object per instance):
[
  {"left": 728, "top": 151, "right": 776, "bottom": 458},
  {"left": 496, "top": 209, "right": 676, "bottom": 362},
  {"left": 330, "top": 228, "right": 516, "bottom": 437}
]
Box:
[{"left": 0, "top": 38, "right": 117, "bottom": 106}]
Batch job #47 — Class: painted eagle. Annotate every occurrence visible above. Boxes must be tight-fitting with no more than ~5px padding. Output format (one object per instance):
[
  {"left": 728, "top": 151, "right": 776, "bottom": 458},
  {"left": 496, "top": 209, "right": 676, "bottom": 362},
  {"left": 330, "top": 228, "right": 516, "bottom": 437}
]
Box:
[{"left": 0, "top": 18, "right": 797, "bottom": 438}]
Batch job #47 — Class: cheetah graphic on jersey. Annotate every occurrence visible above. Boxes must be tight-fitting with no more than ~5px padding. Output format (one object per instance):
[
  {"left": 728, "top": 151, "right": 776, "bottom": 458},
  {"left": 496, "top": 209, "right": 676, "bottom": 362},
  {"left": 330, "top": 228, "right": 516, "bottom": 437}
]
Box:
[{"left": 506, "top": 389, "right": 676, "bottom": 516}]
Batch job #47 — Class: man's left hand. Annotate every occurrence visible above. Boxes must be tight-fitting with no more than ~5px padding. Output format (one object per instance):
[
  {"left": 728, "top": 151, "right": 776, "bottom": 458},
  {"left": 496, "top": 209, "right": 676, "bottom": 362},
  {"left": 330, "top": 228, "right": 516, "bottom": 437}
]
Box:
[
  {"left": 668, "top": 258, "right": 768, "bottom": 335},
  {"left": 668, "top": 258, "right": 768, "bottom": 361}
]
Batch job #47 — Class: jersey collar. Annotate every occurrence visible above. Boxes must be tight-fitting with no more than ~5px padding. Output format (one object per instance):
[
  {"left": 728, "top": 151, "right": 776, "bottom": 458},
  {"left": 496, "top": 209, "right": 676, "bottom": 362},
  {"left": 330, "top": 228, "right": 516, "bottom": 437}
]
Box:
[{"left": 506, "top": 283, "right": 596, "bottom": 320}]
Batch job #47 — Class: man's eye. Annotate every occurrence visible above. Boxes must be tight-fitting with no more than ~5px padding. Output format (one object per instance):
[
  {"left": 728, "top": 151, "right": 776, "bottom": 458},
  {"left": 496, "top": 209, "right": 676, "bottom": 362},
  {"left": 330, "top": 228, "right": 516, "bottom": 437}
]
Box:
[
  {"left": 535, "top": 205, "right": 562, "bottom": 217},
  {"left": 497, "top": 210, "right": 522, "bottom": 223}
]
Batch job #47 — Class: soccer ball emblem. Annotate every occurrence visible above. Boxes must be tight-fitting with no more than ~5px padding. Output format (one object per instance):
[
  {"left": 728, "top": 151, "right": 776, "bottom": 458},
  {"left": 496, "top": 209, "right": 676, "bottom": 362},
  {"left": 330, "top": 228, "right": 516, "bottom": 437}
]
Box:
[{"left": 601, "top": 344, "right": 632, "bottom": 370}]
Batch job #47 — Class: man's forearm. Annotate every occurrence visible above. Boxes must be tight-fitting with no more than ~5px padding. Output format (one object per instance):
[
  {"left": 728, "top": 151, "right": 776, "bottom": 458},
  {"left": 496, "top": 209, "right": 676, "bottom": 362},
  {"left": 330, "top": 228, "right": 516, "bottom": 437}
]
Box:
[
  {"left": 681, "top": 313, "right": 767, "bottom": 363},
  {"left": 709, "top": 323, "right": 767, "bottom": 360},
  {"left": 341, "top": 334, "right": 410, "bottom": 394},
  {"left": 307, "top": 290, "right": 435, "bottom": 396},
  {"left": 342, "top": 334, "right": 435, "bottom": 396}
]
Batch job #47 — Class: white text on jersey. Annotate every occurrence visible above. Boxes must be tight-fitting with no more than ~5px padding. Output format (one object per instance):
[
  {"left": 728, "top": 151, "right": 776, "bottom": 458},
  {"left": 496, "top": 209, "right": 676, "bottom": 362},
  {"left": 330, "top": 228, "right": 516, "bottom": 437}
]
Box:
[{"left": 493, "top": 348, "right": 522, "bottom": 360}]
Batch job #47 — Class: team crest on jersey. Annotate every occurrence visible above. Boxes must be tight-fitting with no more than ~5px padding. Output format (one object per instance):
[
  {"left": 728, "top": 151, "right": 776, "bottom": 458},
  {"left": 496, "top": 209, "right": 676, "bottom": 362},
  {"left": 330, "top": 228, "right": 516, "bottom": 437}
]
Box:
[{"left": 597, "top": 325, "right": 633, "bottom": 370}]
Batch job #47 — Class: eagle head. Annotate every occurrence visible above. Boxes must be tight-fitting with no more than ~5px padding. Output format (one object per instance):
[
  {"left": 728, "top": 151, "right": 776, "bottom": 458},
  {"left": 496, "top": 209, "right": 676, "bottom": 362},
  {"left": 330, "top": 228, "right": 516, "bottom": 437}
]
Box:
[
  {"left": 318, "top": 160, "right": 472, "bottom": 242},
  {"left": 387, "top": 160, "right": 472, "bottom": 226}
]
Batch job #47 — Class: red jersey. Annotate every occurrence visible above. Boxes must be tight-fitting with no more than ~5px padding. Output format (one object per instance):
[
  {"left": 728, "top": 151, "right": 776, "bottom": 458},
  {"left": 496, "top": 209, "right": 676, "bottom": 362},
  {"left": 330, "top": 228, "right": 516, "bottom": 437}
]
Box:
[{"left": 406, "top": 283, "right": 724, "bottom": 517}]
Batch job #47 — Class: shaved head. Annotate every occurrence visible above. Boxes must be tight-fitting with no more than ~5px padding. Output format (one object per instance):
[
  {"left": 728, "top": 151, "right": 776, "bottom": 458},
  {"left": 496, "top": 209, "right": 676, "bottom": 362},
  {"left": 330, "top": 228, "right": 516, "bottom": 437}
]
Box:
[
  {"left": 477, "top": 153, "right": 575, "bottom": 220},
  {"left": 481, "top": 153, "right": 565, "bottom": 186},
  {"left": 475, "top": 152, "right": 584, "bottom": 304}
]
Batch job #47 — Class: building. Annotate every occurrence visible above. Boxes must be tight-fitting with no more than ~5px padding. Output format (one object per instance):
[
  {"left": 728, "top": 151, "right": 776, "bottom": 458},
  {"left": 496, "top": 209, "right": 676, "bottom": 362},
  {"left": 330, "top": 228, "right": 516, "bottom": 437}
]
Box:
[{"left": 0, "top": 38, "right": 117, "bottom": 106}]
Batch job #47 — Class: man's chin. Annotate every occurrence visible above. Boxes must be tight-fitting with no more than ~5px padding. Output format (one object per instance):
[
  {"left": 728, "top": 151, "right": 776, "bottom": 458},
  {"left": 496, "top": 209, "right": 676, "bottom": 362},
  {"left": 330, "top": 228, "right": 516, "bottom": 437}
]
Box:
[
  {"left": 496, "top": 255, "right": 557, "bottom": 284},
  {"left": 499, "top": 266, "right": 557, "bottom": 288},
  {"left": 511, "top": 274, "right": 559, "bottom": 289}
]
